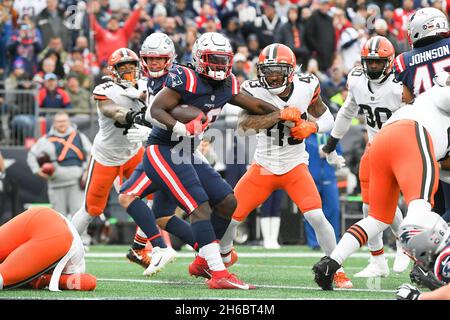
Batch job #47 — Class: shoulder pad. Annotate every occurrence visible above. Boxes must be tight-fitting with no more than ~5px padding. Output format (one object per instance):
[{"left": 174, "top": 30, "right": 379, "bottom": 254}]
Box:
[
  {"left": 241, "top": 79, "right": 263, "bottom": 94},
  {"left": 166, "top": 65, "right": 197, "bottom": 93},
  {"left": 93, "top": 81, "right": 114, "bottom": 100},
  {"left": 393, "top": 53, "right": 407, "bottom": 79}
]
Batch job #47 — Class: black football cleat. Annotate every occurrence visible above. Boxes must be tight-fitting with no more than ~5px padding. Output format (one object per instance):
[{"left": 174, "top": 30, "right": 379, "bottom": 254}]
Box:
[{"left": 312, "top": 256, "right": 341, "bottom": 291}]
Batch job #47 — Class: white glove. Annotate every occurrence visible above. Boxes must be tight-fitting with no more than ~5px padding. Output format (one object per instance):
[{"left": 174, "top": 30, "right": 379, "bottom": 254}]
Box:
[
  {"left": 126, "top": 124, "right": 151, "bottom": 143},
  {"left": 325, "top": 150, "right": 346, "bottom": 169},
  {"left": 396, "top": 283, "right": 421, "bottom": 300}
]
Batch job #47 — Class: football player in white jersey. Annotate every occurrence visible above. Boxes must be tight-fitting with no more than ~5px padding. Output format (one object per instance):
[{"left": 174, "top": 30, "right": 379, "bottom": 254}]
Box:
[
  {"left": 313, "top": 71, "right": 450, "bottom": 290},
  {"left": 219, "top": 43, "right": 353, "bottom": 288},
  {"left": 71, "top": 48, "right": 176, "bottom": 275},
  {"left": 321, "top": 36, "right": 410, "bottom": 277}
]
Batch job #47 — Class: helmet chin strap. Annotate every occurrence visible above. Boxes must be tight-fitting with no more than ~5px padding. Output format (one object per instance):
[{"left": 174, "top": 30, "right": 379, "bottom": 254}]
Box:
[
  {"left": 268, "top": 85, "right": 287, "bottom": 95},
  {"left": 148, "top": 69, "right": 167, "bottom": 78}
]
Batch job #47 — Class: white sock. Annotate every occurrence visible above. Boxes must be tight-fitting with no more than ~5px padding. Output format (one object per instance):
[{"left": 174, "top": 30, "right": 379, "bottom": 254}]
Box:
[
  {"left": 331, "top": 216, "right": 389, "bottom": 265},
  {"left": 363, "top": 203, "right": 385, "bottom": 257},
  {"left": 390, "top": 206, "right": 404, "bottom": 236},
  {"left": 304, "top": 209, "right": 337, "bottom": 256},
  {"left": 71, "top": 207, "right": 94, "bottom": 235},
  {"left": 219, "top": 219, "right": 240, "bottom": 255},
  {"left": 136, "top": 227, "right": 147, "bottom": 238},
  {"left": 270, "top": 216, "right": 281, "bottom": 245},
  {"left": 0, "top": 273, "right": 3, "bottom": 290},
  {"left": 260, "top": 217, "right": 271, "bottom": 246},
  {"left": 199, "top": 242, "right": 226, "bottom": 271}
]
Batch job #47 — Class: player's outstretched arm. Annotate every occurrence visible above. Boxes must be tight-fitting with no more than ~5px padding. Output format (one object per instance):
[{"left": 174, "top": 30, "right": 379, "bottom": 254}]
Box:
[
  {"left": 417, "top": 283, "right": 450, "bottom": 300},
  {"left": 236, "top": 109, "right": 280, "bottom": 136},
  {"left": 97, "top": 99, "right": 139, "bottom": 125},
  {"left": 230, "top": 92, "right": 278, "bottom": 116}
]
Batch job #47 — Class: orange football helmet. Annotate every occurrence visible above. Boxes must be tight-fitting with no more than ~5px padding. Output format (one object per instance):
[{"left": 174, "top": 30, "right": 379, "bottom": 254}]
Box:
[
  {"left": 108, "top": 48, "right": 140, "bottom": 87},
  {"left": 361, "top": 36, "right": 395, "bottom": 82},
  {"left": 257, "top": 43, "right": 296, "bottom": 94}
]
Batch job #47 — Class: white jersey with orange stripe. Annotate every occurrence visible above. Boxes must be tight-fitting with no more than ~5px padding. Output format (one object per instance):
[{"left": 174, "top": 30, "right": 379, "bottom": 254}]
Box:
[
  {"left": 332, "top": 68, "right": 404, "bottom": 143},
  {"left": 241, "top": 73, "right": 320, "bottom": 175},
  {"left": 91, "top": 81, "right": 145, "bottom": 166},
  {"left": 386, "top": 83, "right": 450, "bottom": 161}
]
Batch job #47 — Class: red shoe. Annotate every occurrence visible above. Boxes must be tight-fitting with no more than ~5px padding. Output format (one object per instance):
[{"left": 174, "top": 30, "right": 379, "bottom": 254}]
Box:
[
  {"left": 188, "top": 255, "right": 212, "bottom": 279},
  {"left": 221, "top": 248, "right": 238, "bottom": 268},
  {"left": 206, "top": 271, "right": 256, "bottom": 290},
  {"left": 333, "top": 271, "right": 353, "bottom": 289}
]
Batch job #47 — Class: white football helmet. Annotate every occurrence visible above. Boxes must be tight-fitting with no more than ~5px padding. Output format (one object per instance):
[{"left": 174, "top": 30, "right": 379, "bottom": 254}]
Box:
[
  {"left": 192, "top": 32, "right": 233, "bottom": 81},
  {"left": 398, "top": 211, "right": 450, "bottom": 269},
  {"left": 140, "top": 32, "right": 176, "bottom": 78},
  {"left": 407, "top": 7, "right": 449, "bottom": 46}
]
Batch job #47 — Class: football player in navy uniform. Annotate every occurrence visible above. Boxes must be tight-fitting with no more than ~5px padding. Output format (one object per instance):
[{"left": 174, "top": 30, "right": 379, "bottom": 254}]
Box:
[
  {"left": 396, "top": 211, "right": 450, "bottom": 300},
  {"left": 394, "top": 7, "right": 450, "bottom": 225},
  {"left": 118, "top": 33, "right": 196, "bottom": 272},
  {"left": 144, "top": 32, "right": 301, "bottom": 289}
]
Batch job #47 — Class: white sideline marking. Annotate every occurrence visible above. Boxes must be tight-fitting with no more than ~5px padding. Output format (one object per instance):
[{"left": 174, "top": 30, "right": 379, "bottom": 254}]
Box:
[
  {"left": 97, "top": 277, "right": 395, "bottom": 294},
  {"left": 86, "top": 252, "right": 398, "bottom": 259}
]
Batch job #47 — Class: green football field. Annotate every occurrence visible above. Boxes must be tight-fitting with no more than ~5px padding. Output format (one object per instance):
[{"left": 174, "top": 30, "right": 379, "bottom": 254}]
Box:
[{"left": 0, "top": 245, "right": 412, "bottom": 300}]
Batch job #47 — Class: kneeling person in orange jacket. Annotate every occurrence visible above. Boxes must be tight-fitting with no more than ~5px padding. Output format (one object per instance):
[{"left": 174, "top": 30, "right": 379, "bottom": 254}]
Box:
[{"left": 0, "top": 207, "right": 96, "bottom": 291}]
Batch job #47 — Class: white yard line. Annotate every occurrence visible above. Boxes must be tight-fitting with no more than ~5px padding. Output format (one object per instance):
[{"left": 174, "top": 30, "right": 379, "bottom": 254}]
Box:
[
  {"left": 86, "top": 252, "right": 397, "bottom": 259},
  {"left": 97, "top": 278, "right": 395, "bottom": 294}
]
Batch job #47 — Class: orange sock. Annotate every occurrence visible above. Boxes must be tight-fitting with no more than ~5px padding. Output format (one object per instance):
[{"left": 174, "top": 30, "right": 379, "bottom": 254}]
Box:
[{"left": 28, "top": 273, "right": 96, "bottom": 291}]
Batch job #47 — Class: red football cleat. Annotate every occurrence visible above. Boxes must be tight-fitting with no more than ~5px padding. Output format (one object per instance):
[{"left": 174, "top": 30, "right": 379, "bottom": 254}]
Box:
[
  {"left": 206, "top": 272, "right": 256, "bottom": 290},
  {"left": 188, "top": 255, "right": 212, "bottom": 279}
]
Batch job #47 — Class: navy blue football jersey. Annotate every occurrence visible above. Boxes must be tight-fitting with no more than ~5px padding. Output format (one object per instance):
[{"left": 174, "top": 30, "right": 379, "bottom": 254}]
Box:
[
  {"left": 146, "top": 74, "right": 167, "bottom": 97},
  {"left": 394, "top": 37, "right": 450, "bottom": 97},
  {"left": 148, "top": 65, "right": 240, "bottom": 147},
  {"left": 434, "top": 245, "right": 450, "bottom": 283}
]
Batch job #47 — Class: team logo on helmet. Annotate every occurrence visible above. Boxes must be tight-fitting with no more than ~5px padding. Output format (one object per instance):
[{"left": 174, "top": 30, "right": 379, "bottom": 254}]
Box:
[{"left": 399, "top": 228, "right": 424, "bottom": 245}]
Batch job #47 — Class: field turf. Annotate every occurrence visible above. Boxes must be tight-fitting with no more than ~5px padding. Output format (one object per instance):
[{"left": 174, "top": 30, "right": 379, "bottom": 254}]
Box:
[{"left": 0, "top": 244, "right": 413, "bottom": 300}]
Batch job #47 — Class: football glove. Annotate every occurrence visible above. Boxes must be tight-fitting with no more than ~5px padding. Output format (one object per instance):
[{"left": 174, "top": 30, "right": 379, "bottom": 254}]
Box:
[
  {"left": 126, "top": 124, "right": 152, "bottom": 143},
  {"left": 410, "top": 264, "right": 446, "bottom": 290},
  {"left": 173, "top": 113, "right": 209, "bottom": 137},
  {"left": 290, "top": 120, "right": 318, "bottom": 140},
  {"left": 325, "top": 151, "right": 346, "bottom": 169},
  {"left": 396, "top": 283, "right": 421, "bottom": 300},
  {"left": 280, "top": 106, "right": 302, "bottom": 123}
]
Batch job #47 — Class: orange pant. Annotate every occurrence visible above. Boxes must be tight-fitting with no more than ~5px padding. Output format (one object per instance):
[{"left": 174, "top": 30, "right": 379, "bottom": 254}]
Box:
[
  {"left": 359, "top": 146, "right": 370, "bottom": 204},
  {"left": 369, "top": 120, "right": 439, "bottom": 224},
  {"left": 233, "top": 163, "right": 322, "bottom": 222},
  {"left": 0, "top": 208, "right": 73, "bottom": 289},
  {"left": 84, "top": 147, "right": 144, "bottom": 216}
]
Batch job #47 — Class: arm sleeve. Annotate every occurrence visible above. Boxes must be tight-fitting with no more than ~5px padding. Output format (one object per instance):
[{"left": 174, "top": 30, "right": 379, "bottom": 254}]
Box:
[
  {"left": 330, "top": 90, "right": 359, "bottom": 139},
  {"left": 90, "top": 14, "right": 105, "bottom": 42}
]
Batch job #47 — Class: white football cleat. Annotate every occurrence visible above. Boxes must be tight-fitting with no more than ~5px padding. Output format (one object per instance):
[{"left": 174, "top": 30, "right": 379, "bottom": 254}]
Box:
[
  {"left": 354, "top": 258, "right": 390, "bottom": 278},
  {"left": 393, "top": 241, "right": 410, "bottom": 273},
  {"left": 143, "top": 247, "right": 177, "bottom": 276}
]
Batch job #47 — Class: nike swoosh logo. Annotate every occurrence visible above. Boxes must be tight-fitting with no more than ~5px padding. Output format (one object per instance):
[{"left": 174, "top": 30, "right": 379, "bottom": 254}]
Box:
[
  {"left": 153, "top": 256, "right": 163, "bottom": 267},
  {"left": 325, "top": 266, "right": 330, "bottom": 276},
  {"left": 225, "top": 280, "right": 250, "bottom": 290}
]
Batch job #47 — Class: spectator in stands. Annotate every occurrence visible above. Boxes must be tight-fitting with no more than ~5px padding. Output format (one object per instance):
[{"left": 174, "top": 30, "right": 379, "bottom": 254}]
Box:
[
  {"left": 373, "top": 18, "right": 402, "bottom": 55},
  {"left": 179, "top": 27, "right": 197, "bottom": 64},
  {"left": 38, "top": 73, "right": 71, "bottom": 109},
  {"left": 4, "top": 58, "right": 33, "bottom": 107},
  {"left": 65, "top": 74, "right": 89, "bottom": 112},
  {"left": 246, "top": 34, "right": 260, "bottom": 62},
  {"left": 33, "top": 57, "right": 57, "bottom": 87},
  {"left": 69, "top": 59, "right": 91, "bottom": 90},
  {"left": 37, "top": 36, "right": 68, "bottom": 66},
  {"left": 304, "top": 133, "right": 341, "bottom": 250},
  {"left": 39, "top": 48, "right": 65, "bottom": 79},
  {"left": 74, "top": 36, "right": 100, "bottom": 76},
  {"left": 13, "top": 0, "right": 46, "bottom": 20},
  {"left": 167, "top": 0, "right": 196, "bottom": 26},
  {"left": 321, "top": 64, "right": 347, "bottom": 107},
  {"left": 35, "top": 0, "right": 72, "bottom": 50},
  {"left": 305, "top": 0, "right": 335, "bottom": 71},
  {"left": 195, "top": 2, "right": 222, "bottom": 31},
  {"left": 93, "top": 61, "right": 110, "bottom": 86},
  {"left": 152, "top": 3, "right": 168, "bottom": 32},
  {"left": 251, "top": 1, "right": 285, "bottom": 49},
  {"left": 232, "top": 53, "right": 250, "bottom": 80},
  {"left": 275, "top": 4, "right": 310, "bottom": 66},
  {"left": 0, "top": 0, "right": 18, "bottom": 74},
  {"left": 224, "top": 16, "right": 246, "bottom": 51},
  {"left": 274, "top": 0, "right": 292, "bottom": 20},
  {"left": 89, "top": 0, "right": 147, "bottom": 64},
  {"left": 26, "top": 111, "right": 92, "bottom": 220},
  {"left": 334, "top": 8, "right": 363, "bottom": 74},
  {"left": 7, "top": 22, "right": 42, "bottom": 76},
  {"left": 382, "top": 3, "right": 402, "bottom": 42}
]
